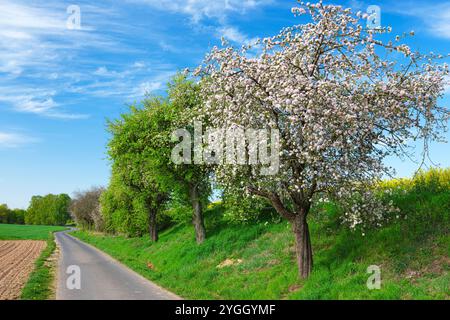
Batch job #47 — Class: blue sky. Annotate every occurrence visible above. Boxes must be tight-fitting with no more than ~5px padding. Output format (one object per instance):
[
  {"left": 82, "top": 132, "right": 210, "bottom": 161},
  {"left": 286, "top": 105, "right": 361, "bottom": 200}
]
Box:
[{"left": 0, "top": 0, "right": 449, "bottom": 209}]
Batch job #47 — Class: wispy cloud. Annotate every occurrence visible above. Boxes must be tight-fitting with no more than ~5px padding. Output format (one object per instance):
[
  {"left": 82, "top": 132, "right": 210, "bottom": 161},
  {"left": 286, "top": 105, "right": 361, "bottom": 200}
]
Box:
[
  {"left": 130, "top": 70, "right": 177, "bottom": 99},
  {"left": 135, "top": 81, "right": 164, "bottom": 96},
  {"left": 381, "top": 1, "right": 450, "bottom": 39},
  {"left": 159, "top": 40, "right": 179, "bottom": 53},
  {"left": 0, "top": 0, "right": 272, "bottom": 122},
  {"left": 426, "top": 7, "right": 450, "bottom": 39},
  {"left": 66, "top": 61, "right": 175, "bottom": 100},
  {"left": 0, "top": 0, "right": 139, "bottom": 119},
  {"left": 0, "top": 131, "right": 37, "bottom": 148},
  {"left": 129, "top": 0, "right": 272, "bottom": 23},
  {"left": 217, "top": 26, "right": 259, "bottom": 45},
  {"left": 0, "top": 86, "right": 89, "bottom": 119},
  {"left": 0, "top": 1, "right": 71, "bottom": 76},
  {"left": 130, "top": 0, "right": 270, "bottom": 47}
]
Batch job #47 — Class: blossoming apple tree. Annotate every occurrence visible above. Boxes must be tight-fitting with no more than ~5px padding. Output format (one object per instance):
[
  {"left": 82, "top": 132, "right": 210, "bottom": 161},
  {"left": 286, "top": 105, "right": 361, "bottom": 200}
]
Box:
[{"left": 196, "top": 1, "right": 449, "bottom": 278}]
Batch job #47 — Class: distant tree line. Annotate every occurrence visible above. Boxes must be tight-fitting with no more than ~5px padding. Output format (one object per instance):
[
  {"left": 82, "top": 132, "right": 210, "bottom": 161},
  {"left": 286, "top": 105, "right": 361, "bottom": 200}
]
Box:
[
  {"left": 1, "top": 193, "right": 72, "bottom": 226},
  {"left": 0, "top": 204, "right": 26, "bottom": 225}
]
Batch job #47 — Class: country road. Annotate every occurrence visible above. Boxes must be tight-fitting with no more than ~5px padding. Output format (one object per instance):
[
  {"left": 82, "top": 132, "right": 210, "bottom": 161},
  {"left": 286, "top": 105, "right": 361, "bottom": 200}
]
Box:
[{"left": 55, "top": 231, "right": 180, "bottom": 300}]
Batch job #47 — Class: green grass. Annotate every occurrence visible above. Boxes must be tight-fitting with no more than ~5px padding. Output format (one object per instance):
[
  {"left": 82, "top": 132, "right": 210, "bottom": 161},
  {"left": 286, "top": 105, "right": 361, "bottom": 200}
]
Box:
[
  {"left": 71, "top": 168, "right": 450, "bottom": 300},
  {"left": 72, "top": 187, "right": 449, "bottom": 300},
  {"left": 0, "top": 224, "right": 66, "bottom": 240},
  {"left": 20, "top": 234, "right": 57, "bottom": 300},
  {"left": 0, "top": 224, "right": 66, "bottom": 300}
]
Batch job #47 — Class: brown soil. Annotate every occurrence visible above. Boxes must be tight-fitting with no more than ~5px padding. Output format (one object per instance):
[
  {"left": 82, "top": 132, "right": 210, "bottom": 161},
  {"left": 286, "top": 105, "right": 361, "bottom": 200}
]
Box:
[{"left": 0, "top": 240, "right": 47, "bottom": 300}]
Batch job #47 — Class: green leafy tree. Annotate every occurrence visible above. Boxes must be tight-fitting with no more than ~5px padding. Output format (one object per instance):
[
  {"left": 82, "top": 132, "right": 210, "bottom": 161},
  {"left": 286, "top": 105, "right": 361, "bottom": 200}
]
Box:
[
  {"left": 100, "top": 174, "right": 150, "bottom": 237},
  {"left": 25, "top": 194, "right": 71, "bottom": 226},
  {"left": 0, "top": 205, "right": 26, "bottom": 225},
  {"left": 149, "top": 74, "right": 211, "bottom": 243},
  {"left": 0, "top": 204, "right": 9, "bottom": 224},
  {"left": 9, "top": 209, "right": 26, "bottom": 224},
  {"left": 107, "top": 101, "right": 169, "bottom": 241},
  {"left": 104, "top": 75, "right": 213, "bottom": 243}
]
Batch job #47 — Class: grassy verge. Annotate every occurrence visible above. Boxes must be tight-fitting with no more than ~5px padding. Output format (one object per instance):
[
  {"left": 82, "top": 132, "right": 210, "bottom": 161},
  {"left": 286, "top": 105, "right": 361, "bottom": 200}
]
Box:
[
  {"left": 72, "top": 195, "right": 449, "bottom": 300},
  {"left": 20, "top": 233, "right": 59, "bottom": 300}
]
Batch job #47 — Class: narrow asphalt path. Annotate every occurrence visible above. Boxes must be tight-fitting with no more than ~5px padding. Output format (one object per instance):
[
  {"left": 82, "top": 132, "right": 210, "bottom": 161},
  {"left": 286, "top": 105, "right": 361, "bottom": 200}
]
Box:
[{"left": 55, "top": 231, "right": 180, "bottom": 300}]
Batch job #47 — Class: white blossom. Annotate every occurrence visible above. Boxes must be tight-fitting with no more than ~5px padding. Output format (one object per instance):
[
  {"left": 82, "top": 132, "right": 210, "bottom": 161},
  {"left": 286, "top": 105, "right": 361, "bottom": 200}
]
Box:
[{"left": 195, "top": 1, "right": 449, "bottom": 229}]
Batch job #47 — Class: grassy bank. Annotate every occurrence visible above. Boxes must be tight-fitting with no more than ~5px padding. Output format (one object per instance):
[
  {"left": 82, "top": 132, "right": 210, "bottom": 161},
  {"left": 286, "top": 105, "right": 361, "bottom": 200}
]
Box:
[{"left": 73, "top": 173, "right": 449, "bottom": 300}]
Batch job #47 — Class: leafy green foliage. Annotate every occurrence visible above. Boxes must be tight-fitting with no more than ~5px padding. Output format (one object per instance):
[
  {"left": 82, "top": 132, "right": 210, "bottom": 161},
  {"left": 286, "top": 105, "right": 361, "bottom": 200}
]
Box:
[
  {"left": 164, "top": 74, "right": 212, "bottom": 213},
  {"left": 100, "top": 175, "right": 149, "bottom": 237},
  {"left": 25, "top": 194, "right": 71, "bottom": 226},
  {"left": 105, "top": 92, "right": 175, "bottom": 241},
  {"left": 162, "top": 194, "right": 193, "bottom": 223},
  {"left": 0, "top": 204, "right": 26, "bottom": 225},
  {"left": 222, "top": 189, "right": 279, "bottom": 224},
  {"left": 101, "top": 74, "right": 211, "bottom": 241},
  {"left": 0, "top": 204, "right": 8, "bottom": 224}
]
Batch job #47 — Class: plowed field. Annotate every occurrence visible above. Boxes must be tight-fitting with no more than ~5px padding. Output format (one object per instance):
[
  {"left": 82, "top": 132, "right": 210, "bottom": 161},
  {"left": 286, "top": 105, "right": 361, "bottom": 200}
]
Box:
[{"left": 0, "top": 240, "right": 46, "bottom": 300}]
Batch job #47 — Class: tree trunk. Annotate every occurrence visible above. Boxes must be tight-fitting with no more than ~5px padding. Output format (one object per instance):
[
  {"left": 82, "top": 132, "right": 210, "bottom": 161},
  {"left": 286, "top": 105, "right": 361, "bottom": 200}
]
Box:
[
  {"left": 189, "top": 184, "right": 206, "bottom": 244},
  {"left": 292, "top": 214, "right": 313, "bottom": 278},
  {"left": 248, "top": 187, "right": 314, "bottom": 278},
  {"left": 149, "top": 208, "right": 158, "bottom": 242}
]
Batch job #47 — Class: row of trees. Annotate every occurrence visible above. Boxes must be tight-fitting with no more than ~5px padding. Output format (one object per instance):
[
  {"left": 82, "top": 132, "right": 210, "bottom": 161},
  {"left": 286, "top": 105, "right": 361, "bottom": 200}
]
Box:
[
  {"left": 74, "top": 2, "right": 448, "bottom": 278},
  {"left": 1, "top": 193, "right": 72, "bottom": 226},
  {"left": 102, "top": 75, "right": 210, "bottom": 243},
  {"left": 0, "top": 204, "right": 26, "bottom": 225}
]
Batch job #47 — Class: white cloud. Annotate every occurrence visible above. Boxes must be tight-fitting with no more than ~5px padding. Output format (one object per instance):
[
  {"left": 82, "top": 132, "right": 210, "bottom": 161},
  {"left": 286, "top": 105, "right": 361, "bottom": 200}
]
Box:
[
  {"left": 130, "top": 0, "right": 268, "bottom": 50},
  {"left": 129, "top": 70, "right": 176, "bottom": 99},
  {"left": 0, "top": 87, "right": 55, "bottom": 112},
  {"left": 431, "top": 19, "right": 450, "bottom": 39},
  {"left": 93, "top": 66, "right": 128, "bottom": 78},
  {"left": 0, "top": 1, "right": 65, "bottom": 31},
  {"left": 45, "top": 113, "right": 90, "bottom": 120},
  {"left": 0, "top": 86, "right": 89, "bottom": 119},
  {"left": 0, "top": 132, "right": 37, "bottom": 148},
  {"left": 217, "top": 26, "right": 258, "bottom": 45},
  {"left": 387, "top": 2, "right": 450, "bottom": 39},
  {"left": 65, "top": 61, "right": 175, "bottom": 100},
  {"left": 159, "top": 41, "right": 178, "bottom": 52},
  {"left": 137, "top": 81, "right": 163, "bottom": 96},
  {"left": 418, "top": 8, "right": 450, "bottom": 39},
  {"left": 19, "top": 97, "right": 58, "bottom": 114},
  {"left": 130, "top": 0, "right": 272, "bottom": 23},
  {"left": 0, "top": 1, "right": 67, "bottom": 76},
  {"left": 0, "top": 0, "right": 133, "bottom": 119},
  {"left": 132, "top": 61, "right": 146, "bottom": 69},
  {"left": 129, "top": 0, "right": 270, "bottom": 52}
]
